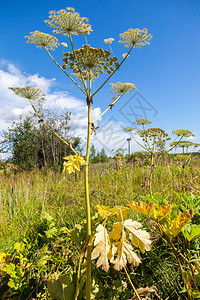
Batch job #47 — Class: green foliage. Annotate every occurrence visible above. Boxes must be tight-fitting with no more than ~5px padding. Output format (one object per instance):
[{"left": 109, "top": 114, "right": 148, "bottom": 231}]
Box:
[
  {"left": 0, "top": 162, "right": 200, "bottom": 298},
  {"left": 90, "top": 145, "right": 109, "bottom": 163},
  {"left": 0, "top": 113, "right": 82, "bottom": 170},
  {"left": 47, "top": 273, "right": 75, "bottom": 300}
]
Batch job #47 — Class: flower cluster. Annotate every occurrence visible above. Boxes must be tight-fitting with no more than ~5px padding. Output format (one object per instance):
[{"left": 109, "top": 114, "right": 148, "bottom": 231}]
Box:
[
  {"left": 44, "top": 7, "right": 92, "bottom": 36},
  {"left": 63, "top": 154, "right": 85, "bottom": 174},
  {"left": 172, "top": 129, "right": 194, "bottom": 137},
  {"left": 170, "top": 140, "right": 196, "bottom": 149},
  {"left": 63, "top": 45, "right": 120, "bottom": 78},
  {"left": 123, "top": 126, "right": 136, "bottom": 132},
  {"left": 138, "top": 128, "right": 169, "bottom": 143},
  {"left": 119, "top": 28, "right": 152, "bottom": 48},
  {"left": 110, "top": 82, "right": 136, "bottom": 95},
  {"left": 103, "top": 38, "right": 115, "bottom": 44},
  {"left": 9, "top": 86, "right": 45, "bottom": 101},
  {"left": 133, "top": 119, "right": 152, "bottom": 125},
  {"left": 122, "top": 53, "right": 130, "bottom": 58},
  {"left": 25, "top": 31, "right": 59, "bottom": 50}
]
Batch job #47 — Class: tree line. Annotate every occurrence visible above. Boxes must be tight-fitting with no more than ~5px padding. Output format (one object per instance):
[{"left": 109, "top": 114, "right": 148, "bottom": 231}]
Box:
[{"left": 0, "top": 110, "right": 109, "bottom": 170}]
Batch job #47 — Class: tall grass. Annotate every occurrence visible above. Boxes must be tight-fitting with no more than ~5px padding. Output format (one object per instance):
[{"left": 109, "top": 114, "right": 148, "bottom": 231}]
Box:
[{"left": 0, "top": 159, "right": 199, "bottom": 253}]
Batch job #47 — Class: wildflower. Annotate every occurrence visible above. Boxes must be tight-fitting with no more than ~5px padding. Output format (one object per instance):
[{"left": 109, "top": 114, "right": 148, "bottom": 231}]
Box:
[
  {"left": 45, "top": 7, "right": 92, "bottom": 36},
  {"left": 25, "top": 31, "right": 59, "bottom": 50},
  {"left": 19, "top": 228, "right": 22, "bottom": 231},
  {"left": 103, "top": 38, "right": 115, "bottom": 44},
  {"left": 63, "top": 154, "right": 85, "bottom": 174},
  {"left": 133, "top": 119, "right": 152, "bottom": 125},
  {"left": 172, "top": 129, "right": 194, "bottom": 137},
  {"left": 123, "top": 127, "right": 136, "bottom": 132},
  {"left": 119, "top": 28, "right": 152, "bottom": 48},
  {"left": 9, "top": 86, "right": 45, "bottom": 101},
  {"left": 110, "top": 82, "right": 136, "bottom": 95},
  {"left": 122, "top": 53, "right": 130, "bottom": 58},
  {"left": 61, "top": 42, "right": 68, "bottom": 47}
]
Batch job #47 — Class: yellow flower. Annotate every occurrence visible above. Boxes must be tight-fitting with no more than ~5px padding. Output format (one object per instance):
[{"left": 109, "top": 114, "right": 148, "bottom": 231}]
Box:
[
  {"left": 0, "top": 253, "right": 11, "bottom": 276},
  {"left": 63, "top": 154, "right": 85, "bottom": 174}
]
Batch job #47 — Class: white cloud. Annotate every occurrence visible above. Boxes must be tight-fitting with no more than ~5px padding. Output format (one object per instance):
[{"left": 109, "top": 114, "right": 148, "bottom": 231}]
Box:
[
  {"left": 0, "top": 60, "right": 142, "bottom": 157},
  {"left": 0, "top": 61, "right": 106, "bottom": 154}
]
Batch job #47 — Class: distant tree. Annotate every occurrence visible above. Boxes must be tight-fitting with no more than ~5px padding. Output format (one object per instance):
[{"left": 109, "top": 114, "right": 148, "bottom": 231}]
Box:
[
  {"left": 99, "top": 148, "right": 108, "bottom": 162},
  {"left": 0, "top": 112, "right": 82, "bottom": 169},
  {"left": 90, "top": 146, "right": 108, "bottom": 163},
  {"left": 90, "top": 145, "right": 96, "bottom": 162},
  {"left": 1, "top": 116, "right": 41, "bottom": 170}
]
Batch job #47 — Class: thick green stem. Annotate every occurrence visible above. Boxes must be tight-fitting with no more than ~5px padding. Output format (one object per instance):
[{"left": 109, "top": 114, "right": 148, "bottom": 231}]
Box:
[
  {"left": 74, "top": 252, "right": 84, "bottom": 300},
  {"left": 85, "top": 99, "right": 92, "bottom": 300}
]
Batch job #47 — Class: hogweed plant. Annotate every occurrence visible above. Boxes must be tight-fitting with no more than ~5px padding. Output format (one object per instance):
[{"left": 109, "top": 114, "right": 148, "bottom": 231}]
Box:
[
  {"left": 10, "top": 7, "right": 153, "bottom": 300},
  {"left": 124, "top": 119, "right": 194, "bottom": 194}
]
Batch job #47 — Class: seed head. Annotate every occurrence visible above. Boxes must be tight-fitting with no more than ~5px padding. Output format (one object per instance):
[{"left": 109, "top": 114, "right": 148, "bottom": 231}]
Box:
[
  {"left": 172, "top": 129, "right": 194, "bottom": 137},
  {"left": 133, "top": 119, "right": 152, "bottom": 125},
  {"left": 45, "top": 7, "right": 92, "bottom": 36},
  {"left": 9, "top": 86, "right": 45, "bottom": 101},
  {"left": 122, "top": 53, "right": 130, "bottom": 58},
  {"left": 119, "top": 28, "right": 152, "bottom": 48},
  {"left": 25, "top": 31, "right": 59, "bottom": 50},
  {"left": 63, "top": 45, "right": 119, "bottom": 78},
  {"left": 103, "top": 38, "right": 115, "bottom": 44},
  {"left": 61, "top": 42, "right": 68, "bottom": 47},
  {"left": 110, "top": 82, "right": 136, "bottom": 95},
  {"left": 123, "top": 127, "right": 136, "bottom": 132}
]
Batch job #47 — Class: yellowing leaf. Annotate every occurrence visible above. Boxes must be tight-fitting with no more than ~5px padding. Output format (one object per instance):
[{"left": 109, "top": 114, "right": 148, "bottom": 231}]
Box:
[
  {"left": 0, "top": 253, "right": 11, "bottom": 276},
  {"left": 162, "top": 210, "right": 195, "bottom": 240},
  {"left": 109, "top": 219, "right": 151, "bottom": 253},
  {"left": 91, "top": 224, "right": 111, "bottom": 272},
  {"left": 127, "top": 201, "right": 172, "bottom": 221},
  {"left": 110, "top": 238, "right": 141, "bottom": 271},
  {"left": 123, "top": 219, "right": 151, "bottom": 253},
  {"left": 95, "top": 205, "right": 128, "bottom": 220},
  {"left": 63, "top": 154, "right": 85, "bottom": 174},
  {"left": 109, "top": 222, "right": 123, "bottom": 241},
  {"left": 95, "top": 205, "right": 111, "bottom": 217}
]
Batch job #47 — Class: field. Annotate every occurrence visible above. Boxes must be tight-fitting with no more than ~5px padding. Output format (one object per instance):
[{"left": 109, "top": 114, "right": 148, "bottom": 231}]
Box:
[{"left": 0, "top": 154, "right": 200, "bottom": 299}]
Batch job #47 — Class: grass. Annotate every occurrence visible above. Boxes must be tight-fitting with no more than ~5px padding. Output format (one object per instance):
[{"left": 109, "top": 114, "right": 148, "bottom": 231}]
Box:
[{"left": 0, "top": 155, "right": 200, "bottom": 299}]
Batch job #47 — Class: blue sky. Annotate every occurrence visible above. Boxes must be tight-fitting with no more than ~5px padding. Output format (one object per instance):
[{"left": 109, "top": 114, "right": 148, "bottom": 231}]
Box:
[{"left": 0, "top": 0, "right": 200, "bottom": 154}]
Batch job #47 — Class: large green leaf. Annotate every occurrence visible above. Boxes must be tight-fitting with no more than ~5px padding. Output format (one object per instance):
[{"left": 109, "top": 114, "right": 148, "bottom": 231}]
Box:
[
  {"left": 182, "top": 224, "right": 200, "bottom": 241},
  {"left": 47, "top": 273, "right": 75, "bottom": 300}
]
